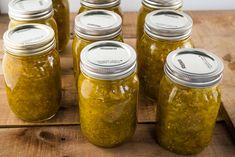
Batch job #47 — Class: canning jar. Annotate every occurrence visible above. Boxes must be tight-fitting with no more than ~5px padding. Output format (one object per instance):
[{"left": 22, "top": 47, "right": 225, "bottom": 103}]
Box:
[
  {"left": 78, "top": 41, "right": 139, "bottom": 147},
  {"left": 72, "top": 10, "right": 123, "bottom": 84},
  {"left": 2, "top": 24, "right": 61, "bottom": 122},
  {"left": 8, "top": 0, "right": 59, "bottom": 51},
  {"left": 136, "top": 0, "right": 183, "bottom": 45},
  {"left": 156, "top": 48, "right": 224, "bottom": 155},
  {"left": 137, "top": 10, "right": 193, "bottom": 101},
  {"left": 78, "top": 0, "right": 123, "bottom": 18},
  {"left": 52, "top": 0, "right": 70, "bottom": 52}
]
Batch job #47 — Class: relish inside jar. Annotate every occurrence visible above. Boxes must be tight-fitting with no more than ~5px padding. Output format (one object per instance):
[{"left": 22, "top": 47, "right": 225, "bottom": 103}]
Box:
[
  {"left": 3, "top": 24, "right": 62, "bottom": 122},
  {"left": 156, "top": 48, "right": 224, "bottom": 155},
  {"left": 52, "top": 0, "right": 70, "bottom": 52},
  {"left": 78, "top": 41, "right": 139, "bottom": 147},
  {"left": 137, "top": 10, "right": 194, "bottom": 101}
]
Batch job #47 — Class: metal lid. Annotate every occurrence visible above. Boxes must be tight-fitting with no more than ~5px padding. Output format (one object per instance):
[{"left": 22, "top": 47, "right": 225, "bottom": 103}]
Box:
[
  {"left": 8, "top": 0, "right": 53, "bottom": 21},
  {"left": 145, "top": 10, "right": 193, "bottom": 40},
  {"left": 3, "top": 24, "right": 56, "bottom": 56},
  {"left": 164, "top": 48, "right": 224, "bottom": 88},
  {"left": 80, "top": 41, "right": 137, "bottom": 80},
  {"left": 81, "top": 0, "right": 120, "bottom": 8},
  {"left": 143, "top": 0, "right": 183, "bottom": 9},
  {"left": 75, "top": 10, "right": 122, "bottom": 40}
]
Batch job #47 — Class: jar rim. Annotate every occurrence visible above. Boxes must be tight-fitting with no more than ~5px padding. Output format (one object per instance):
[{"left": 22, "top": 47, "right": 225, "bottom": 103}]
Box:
[
  {"left": 81, "top": 0, "right": 120, "bottom": 8},
  {"left": 144, "top": 10, "right": 193, "bottom": 41},
  {"left": 142, "top": 0, "right": 183, "bottom": 9},
  {"left": 80, "top": 41, "right": 137, "bottom": 80},
  {"left": 8, "top": 0, "right": 53, "bottom": 21},
  {"left": 164, "top": 48, "right": 224, "bottom": 88},
  {"left": 3, "top": 24, "right": 56, "bottom": 56},
  {"left": 74, "top": 10, "right": 122, "bottom": 41}
]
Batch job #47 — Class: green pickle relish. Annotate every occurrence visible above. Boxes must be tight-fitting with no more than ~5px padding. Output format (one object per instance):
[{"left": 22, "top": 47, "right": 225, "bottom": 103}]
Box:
[
  {"left": 156, "top": 48, "right": 224, "bottom": 155},
  {"left": 137, "top": 10, "right": 194, "bottom": 101},
  {"left": 78, "top": 41, "right": 139, "bottom": 147},
  {"left": 52, "top": 0, "right": 70, "bottom": 52},
  {"left": 2, "top": 24, "right": 61, "bottom": 122}
]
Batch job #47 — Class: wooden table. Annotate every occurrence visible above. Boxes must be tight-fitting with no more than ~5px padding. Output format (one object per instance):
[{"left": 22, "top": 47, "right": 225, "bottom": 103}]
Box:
[{"left": 0, "top": 11, "right": 235, "bottom": 157}]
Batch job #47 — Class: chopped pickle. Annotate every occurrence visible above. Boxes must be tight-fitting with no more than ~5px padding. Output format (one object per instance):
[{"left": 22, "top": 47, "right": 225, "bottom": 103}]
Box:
[
  {"left": 137, "top": 33, "right": 194, "bottom": 101},
  {"left": 72, "top": 35, "right": 124, "bottom": 86},
  {"left": 3, "top": 49, "right": 62, "bottom": 122},
  {"left": 78, "top": 5, "right": 123, "bottom": 18},
  {"left": 8, "top": 18, "right": 59, "bottom": 51},
  {"left": 78, "top": 72, "right": 139, "bottom": 147},
  {"left": 52, "top": 0, "right": 70, "bottom": 52},
  {"left": 156, "top": 75, "right": 221, "bottom": 155},
  {"left": 136, "top": 5, "right": 155, "bottom": 45}
]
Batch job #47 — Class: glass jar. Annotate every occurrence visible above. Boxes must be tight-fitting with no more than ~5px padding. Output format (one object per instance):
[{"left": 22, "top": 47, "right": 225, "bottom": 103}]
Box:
[
  {"left": 2, "top": 24, "right": 61, "bottom": 122},
  {"left": 137, "top": 10, "right": 194, "bottom": 101},
  {"left": 52, "top": 0, "right": 70, "bottom": 52},
  {"left": 136, "top": 0, "right": 183, "bottom": 45},
  {"left": 78, "top": 0, "right": 123, "bottom": 18},
  {"left": 72, "top": 10, "right": 123, "bottom": 84},
  {"left": 78, "top": 41, "right": 139, "bottom": 147},
  {"left": 8, "top": 0, "right": 59, "bottom": 51},
  {"left": 156, "top": 48, "right": 224, "bottom": 155}
]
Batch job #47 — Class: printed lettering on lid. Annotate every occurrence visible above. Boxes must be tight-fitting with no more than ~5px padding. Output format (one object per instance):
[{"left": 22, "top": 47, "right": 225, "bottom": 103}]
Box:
[
  {"left": 10, "top": 27, "right": 48, "bottom": 44},
  {"left": 86, "top": 46, "right": 130, "bottom": 66},
  {"left": 150, "top": 13, "right": 187, "bottom": 29},
  {"left": 173, "top": 53, "right": 218, "bottom": 74},
  {"left": 13, "top": 0, "right": 49, "bottom": 11},
  {"left": 81, "top": 13, "right": 116, "bottom": 28}
]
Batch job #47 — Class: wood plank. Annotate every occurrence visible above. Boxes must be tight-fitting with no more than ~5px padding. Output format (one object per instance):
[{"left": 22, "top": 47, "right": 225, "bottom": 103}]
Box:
[
  {"left": 0, "top": 123, "right": 234, "bottom": 157},
  {"left": 220, "top": 88, "right": 235, "bottom": 141},
  {"left": 0, "top": 14, "right": 9, "bottom": 39}
]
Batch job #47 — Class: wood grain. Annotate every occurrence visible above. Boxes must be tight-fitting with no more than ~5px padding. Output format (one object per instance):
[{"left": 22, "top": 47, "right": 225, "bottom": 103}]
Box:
[{"left": 0, "top": 123, "right": 234, "bottom": 157}]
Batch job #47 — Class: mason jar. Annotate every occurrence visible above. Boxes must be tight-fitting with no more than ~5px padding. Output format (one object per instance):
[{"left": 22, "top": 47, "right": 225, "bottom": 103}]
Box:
[
  {"left": 156, "top": 48, "right": 224, "bottom": 155},
  {"left": 8, "top": 0, "right": 59, "bottom": 51},
  {"left": 78, "top": 41, "right": 139, "bottom": 147},
  {"left": 136, "top": 0, "right": 183, "bottom": 45},
  {"left": 72, "top": 10, "right": 123, "bottom": 84},
  {"left": 2, "top": 24, "right": 61, "bottom": 122},
  {"left": 137, "top": 10, "right": 194, "bottom": 101},
  {"left": 78, "top": 0, "right": 123, "bottom": 18},
  {"left": 52, "top": 0, "right": 70, "bottom": 52}
]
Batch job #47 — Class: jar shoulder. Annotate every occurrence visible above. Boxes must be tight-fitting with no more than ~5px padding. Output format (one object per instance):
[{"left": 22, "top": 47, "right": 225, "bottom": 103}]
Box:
[
  {"left": 159, "top": 76, "right": 221, "bottom": 104},
  {"left": 140, "top": 34, "right": 194, "bottom": 54},
  {"left": 3, "top": 50, "right": 60, "bottom": 76},
  {"left": 78, "top": 73, "right": 139, "bottom": 99}
]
